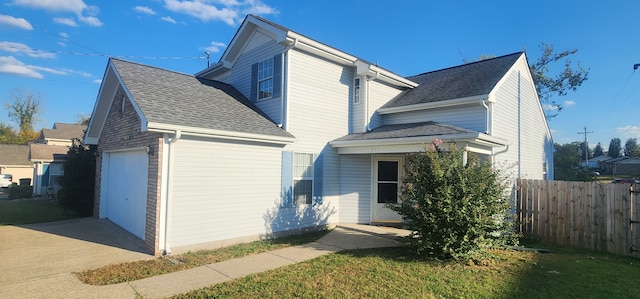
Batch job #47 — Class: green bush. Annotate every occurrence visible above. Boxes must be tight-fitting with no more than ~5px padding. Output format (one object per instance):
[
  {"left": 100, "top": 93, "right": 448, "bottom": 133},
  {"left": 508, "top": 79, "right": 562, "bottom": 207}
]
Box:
[
  {"left": 57, "top": 138, "right": 96, "bottom": 217},
  {"left": 389, "top": 141, "right": 518, "bottom": 260},
  {"left": 8, "top": 183, "right": 33, "bottom": 199}
]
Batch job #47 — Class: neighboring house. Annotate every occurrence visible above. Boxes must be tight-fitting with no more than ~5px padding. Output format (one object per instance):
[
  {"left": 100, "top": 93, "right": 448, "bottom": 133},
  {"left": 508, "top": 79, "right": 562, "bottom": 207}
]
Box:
[
  {"left": 0, "top": 144, "right": 32, "bottom": 185},
  {"left": 582, "top": 154, "right": 611, "bottom": 169},
  {"left": 31, "top": 123, "right": 86, "bottom": 195},
  {"left": 85, "top": 15, "right": 553, "bottom": 255},
  {"left": 603, "top": 157, "right": 640, "bottom": 176},
  {"left": 36, "top": 123, "right": 87, "bottom": 146}
]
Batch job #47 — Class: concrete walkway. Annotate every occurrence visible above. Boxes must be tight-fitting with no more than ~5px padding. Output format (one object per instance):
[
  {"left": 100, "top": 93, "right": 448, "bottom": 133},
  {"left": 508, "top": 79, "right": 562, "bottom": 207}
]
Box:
[{"left": 1, "top": 223, "right": 409, "bottom": 299}]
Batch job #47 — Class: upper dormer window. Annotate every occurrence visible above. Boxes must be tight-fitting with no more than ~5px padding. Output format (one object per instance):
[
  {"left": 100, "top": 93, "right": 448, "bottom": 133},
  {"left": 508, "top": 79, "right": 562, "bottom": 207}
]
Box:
[
  {"left": 258, "top": 58, "right": 274, "bottom": 100},
  {"left": 353, "top": 77, "right": 361, "bottom": 104},
  {"left": 250, "top": 54, "right": 281, "bottom": 102}
]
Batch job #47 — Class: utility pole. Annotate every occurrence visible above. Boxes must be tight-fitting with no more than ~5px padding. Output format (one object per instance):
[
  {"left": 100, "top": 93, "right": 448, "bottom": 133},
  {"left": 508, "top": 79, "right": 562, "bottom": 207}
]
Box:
[{"left": 578, "top": 126, "right": 594, "bottom": 170}]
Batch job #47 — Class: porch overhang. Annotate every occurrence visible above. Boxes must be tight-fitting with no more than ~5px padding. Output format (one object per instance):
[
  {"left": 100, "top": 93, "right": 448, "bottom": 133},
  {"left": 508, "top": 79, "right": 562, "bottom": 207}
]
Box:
[{"left": 329, "top": 122, "right": 508, "bottom": 155}]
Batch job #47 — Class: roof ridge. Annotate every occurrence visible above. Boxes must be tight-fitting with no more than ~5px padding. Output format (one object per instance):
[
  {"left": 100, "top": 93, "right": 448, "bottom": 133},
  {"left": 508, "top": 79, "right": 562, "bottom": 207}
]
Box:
[
  {"left": 110, "top": 57, "right": 196, "bottom": 78},
  {"left": 407, "top": 51, "right": 524, "bottom": 78}
]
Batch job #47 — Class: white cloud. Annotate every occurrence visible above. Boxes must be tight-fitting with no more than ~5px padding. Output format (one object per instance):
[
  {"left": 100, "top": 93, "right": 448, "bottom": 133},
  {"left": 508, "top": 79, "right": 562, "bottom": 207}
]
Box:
[
  {"left": 202, "top": 41, "right": 226, "bottom": 53},
  {"left": 564, "top": 100, "right": 576, "bottom": 107},
  {"left": 0, "top": 14, "right": 33, "bottom": 30},
  {"left": 53, "top": 17, "right": 78, "bottom": 27},
  {"left": 30, "top": 65, "right": 66, "bottom": 75},
  {"left": 11, "top": 0, "right": 103, "bottom": 27},
  {"left": 61, "top": 68, "right": 91, "bottom": 77},
  {"left": 163, "top": 0, "right": 277, "bottom": 26},
  {"left": 0, "top": 55, "right": 43, "bottom": 78},
  {"left": 57, "top": 41, "right": 67, "bottom": 47},
  {"left": 542, "top": 104, "right": 559, "bottom": 111},
  {"left": 161, "top": 16, "right": 177, "bottom": 24},
  {"left": 616, "top": 125, "right": 640, "bottom": 140},
  {"left": 59, "top": 32, "right": 70, "bottom": 39},
  {"left": 134, "top": 6, "right": 156, "bottom": 15},
  {"left": 0, "top": 41, "right": 55, "bottom": 58},
  {"left": 93, "top": 79, "right": 102, "bottom": 84},
  {"left": 78, "top": 15, "right": 102, "bottom": 26}
]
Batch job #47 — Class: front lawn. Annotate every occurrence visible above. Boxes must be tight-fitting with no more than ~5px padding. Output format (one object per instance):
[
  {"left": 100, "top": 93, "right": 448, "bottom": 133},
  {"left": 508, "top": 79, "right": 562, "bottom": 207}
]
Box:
[
  {"left": 173, "top": 240, "right": 640, "bottom": 298},
  {"left": 0, "top": 198, "right": 75, "bottom": 225}
]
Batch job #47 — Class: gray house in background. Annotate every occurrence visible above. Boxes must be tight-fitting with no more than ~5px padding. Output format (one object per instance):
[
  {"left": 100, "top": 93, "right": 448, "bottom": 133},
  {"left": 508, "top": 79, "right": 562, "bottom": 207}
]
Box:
[
  {"left": 31, "top": 123, "right": 87, "bottom": 196},
  {"left": 85, "top": 15, "right": 553, "bottom": 255}
]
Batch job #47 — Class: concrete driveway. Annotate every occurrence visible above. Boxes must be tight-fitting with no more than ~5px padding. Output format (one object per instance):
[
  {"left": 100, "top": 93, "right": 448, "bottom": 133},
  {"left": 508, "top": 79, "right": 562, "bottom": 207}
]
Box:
[{"left": 0, "top": 218, "right": 151, "bottom": 298}]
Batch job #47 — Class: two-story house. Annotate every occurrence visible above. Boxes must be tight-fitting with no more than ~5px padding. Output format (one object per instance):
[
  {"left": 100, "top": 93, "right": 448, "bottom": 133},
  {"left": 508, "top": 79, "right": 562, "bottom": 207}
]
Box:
[{"left": 85, "top": 15, "right": 553, "bottom": 255}]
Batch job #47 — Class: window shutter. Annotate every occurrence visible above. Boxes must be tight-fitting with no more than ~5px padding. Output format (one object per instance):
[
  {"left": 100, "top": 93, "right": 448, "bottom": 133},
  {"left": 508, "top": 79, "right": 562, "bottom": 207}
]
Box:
[
  {"left": 281, "top": 151, "right": 293, "bottom": 207},
  {"left": 272, "top": 54, "right": 282, "bottom": 98},
  {"left": 313, "top": 153, "right": 323, "bottom": 205},
  {"left": 250, "top": 62, "right": 258, "bottom": 102}
]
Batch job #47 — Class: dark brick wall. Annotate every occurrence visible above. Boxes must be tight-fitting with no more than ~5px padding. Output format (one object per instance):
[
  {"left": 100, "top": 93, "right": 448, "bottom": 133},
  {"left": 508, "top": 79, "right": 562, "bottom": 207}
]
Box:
[{"left": 94, "top": 86, "right": 163, "bottom": 255}]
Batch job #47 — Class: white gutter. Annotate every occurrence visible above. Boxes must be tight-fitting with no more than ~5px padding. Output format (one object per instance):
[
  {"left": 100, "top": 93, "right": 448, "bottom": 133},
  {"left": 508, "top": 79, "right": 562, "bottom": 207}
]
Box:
[
  {"left": 377, "top": 94, "right": 488, "bottom": 115},
  {"left": 162, "top": 130, "right": 181, "bottom": 255},
  {"left": 146, "top": 123, "right": 295, "bottom": 145}
]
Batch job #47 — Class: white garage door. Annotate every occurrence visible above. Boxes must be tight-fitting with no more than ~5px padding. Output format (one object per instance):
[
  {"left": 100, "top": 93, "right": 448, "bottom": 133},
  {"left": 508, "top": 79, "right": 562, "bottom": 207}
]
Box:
[{"left": 105, "top": 150, "right": 148, "bottom": 239}]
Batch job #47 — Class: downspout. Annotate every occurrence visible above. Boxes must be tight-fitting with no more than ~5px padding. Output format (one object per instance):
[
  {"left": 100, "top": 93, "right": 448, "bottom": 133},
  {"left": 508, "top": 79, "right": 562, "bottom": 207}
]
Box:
[
  {"left": 481, "top": 99, "right": 490, "bottom": 135},
  {"left": 162, "top": 130, "right": 181, "bottom": 255},
  {"left": 280, "top": 38, "right": 298, "bottom": 130}
]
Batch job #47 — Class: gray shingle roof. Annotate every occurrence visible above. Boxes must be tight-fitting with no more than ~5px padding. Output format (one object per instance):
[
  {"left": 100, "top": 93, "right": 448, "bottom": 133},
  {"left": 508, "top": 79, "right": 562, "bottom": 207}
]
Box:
[
  {"left": 0, "top": 144, "right": 31, "bottom": 166},
  {"left": 110, "top": 58, "right": 294, "bottom": 139},
  {"left": 40, "top": 123, "right": 86, "bottom": 141},
  {"left": 382, "top": 52, "right": 523, "bottom": 109},
  {"left": 333, "top": 121, "right": 476, "bottom": 142}
]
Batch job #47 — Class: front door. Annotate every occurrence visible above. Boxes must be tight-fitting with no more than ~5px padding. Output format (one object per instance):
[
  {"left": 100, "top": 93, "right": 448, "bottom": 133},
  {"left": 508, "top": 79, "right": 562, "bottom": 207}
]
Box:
[{"left": 372, "top": 156, "right": 403, "bottom": 223}]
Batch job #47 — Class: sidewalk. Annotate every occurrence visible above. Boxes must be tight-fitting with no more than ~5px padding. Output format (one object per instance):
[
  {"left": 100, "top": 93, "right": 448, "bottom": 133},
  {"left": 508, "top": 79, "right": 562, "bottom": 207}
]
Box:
[{"left": 4, "top": 224, "right": 410, "bottom": 299}]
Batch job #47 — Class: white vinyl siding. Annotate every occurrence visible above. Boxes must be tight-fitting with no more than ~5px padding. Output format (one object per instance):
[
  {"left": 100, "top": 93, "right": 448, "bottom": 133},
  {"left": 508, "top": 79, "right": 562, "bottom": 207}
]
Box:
[
  {"left": 382, "top": 104, "right": 487, "bottom": 132},
  {"left": 213, "top": 39, "right": 285, "bottom": 124},
  {"left": 491, "top": 57, "right": 553, "bottom": 180},
  {"left": 169, "top": 137, "right": 283, "bottom": 247},
  {"left": 367, "top": 80, "right": 404, "bottom": 130},
  {"left": 339, "top": 154, "right": 372, "bottom": 223},
  {"left": 282, "top": 49, "right": 353, "bottom": 224}
]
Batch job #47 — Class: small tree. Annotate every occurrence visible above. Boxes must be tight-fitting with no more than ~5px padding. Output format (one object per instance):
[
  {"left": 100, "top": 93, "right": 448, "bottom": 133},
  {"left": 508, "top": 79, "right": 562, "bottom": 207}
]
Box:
[
  {"left": 57, "top": 138, "right": 96, "bottom": 216},
  {"left": 608, "top": 138, "right": 622, "bottom": 158},
  {"left": 389, "top": 140, "right": 517, "bottom": 261},
  {"left": 594, "top": 143, "right": 604, "bottom": 157}
]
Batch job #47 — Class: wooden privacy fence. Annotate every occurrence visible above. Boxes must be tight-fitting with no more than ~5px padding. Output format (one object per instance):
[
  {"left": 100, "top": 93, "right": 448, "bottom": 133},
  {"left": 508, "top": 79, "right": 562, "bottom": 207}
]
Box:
[{"left": 516, "top": 179, "right": 639, "bottom": 258}]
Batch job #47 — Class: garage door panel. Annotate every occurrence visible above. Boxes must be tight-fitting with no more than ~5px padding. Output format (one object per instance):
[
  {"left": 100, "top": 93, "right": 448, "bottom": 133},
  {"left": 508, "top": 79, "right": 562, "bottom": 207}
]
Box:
[{"left": 105, "top": 150, "right": 148, "bottom": 239}]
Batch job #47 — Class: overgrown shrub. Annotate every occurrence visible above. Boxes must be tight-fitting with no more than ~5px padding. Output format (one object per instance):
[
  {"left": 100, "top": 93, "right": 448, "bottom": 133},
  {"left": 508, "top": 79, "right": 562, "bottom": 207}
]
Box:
[
  {"left": 57, "top": 138, "right": 96, "bottom": 217},
  {"left": 8, "top": 183, "right": 32, "bottom": 199},
  {"left": 389, "top": 141, "right": 518, "bottom": 260}
]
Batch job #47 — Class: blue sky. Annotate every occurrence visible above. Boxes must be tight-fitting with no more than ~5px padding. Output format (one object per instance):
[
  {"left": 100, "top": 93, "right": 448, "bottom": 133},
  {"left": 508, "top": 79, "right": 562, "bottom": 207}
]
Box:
[{"left": 1, "top": 0, "right": 639, "bottom": 149}]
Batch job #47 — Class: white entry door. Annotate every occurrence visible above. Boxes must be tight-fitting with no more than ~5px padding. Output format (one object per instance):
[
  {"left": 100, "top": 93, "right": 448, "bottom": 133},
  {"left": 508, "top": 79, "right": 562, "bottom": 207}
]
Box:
[
  {"left": 105, "top": 150, "right": 148, "bottom": 239},
  {"left": 372, "top": 156, "right": 403, "bottom": 223}
]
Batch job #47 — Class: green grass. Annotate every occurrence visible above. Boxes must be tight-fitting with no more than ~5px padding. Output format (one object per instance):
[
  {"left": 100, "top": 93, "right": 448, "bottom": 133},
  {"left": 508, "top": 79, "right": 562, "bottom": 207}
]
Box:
[
  {"left": 76, "top": 229, "right": 331, "bottom": 285},
  {"left": 0, "top": 198, "right": 75, "bottom": 225},
  {"left": 172, "top": 240, "right": 640, "bottom": 299}
]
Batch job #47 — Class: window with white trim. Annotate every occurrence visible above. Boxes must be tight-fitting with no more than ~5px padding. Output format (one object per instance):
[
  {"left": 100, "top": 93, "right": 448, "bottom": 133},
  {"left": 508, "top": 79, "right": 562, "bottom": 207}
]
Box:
[
  {"left": 257, "top": 58, "right": 274, "bottom": 100},
  {"left": 293, "top": 153, "right": 313, "bottom": 205},
  {"left": 353, "top": 77, "right": 361, "bottom": 104}
]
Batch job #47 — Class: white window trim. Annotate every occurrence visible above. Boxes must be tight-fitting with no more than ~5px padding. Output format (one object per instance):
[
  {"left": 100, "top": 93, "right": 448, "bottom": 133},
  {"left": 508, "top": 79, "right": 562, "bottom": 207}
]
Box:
[
  {"left": 353, "top": 77, "right": 361, "bottom": 104},
  {"left": 257, "top": 58, "right": 274, "bottom": 100},
  {"left": 293, "top": 152, "right": 314, "bottom": 205}
]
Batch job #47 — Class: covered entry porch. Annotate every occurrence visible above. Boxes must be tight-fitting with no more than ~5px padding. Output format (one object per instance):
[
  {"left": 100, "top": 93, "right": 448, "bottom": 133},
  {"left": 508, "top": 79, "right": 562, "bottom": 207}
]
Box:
[{"left": 330, "top": 122, "right": 508, "bottom": 224}]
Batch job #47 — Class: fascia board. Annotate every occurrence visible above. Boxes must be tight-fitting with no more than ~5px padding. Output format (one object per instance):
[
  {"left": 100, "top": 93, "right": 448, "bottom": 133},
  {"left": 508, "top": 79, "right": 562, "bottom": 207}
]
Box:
[
  {"left": 147, "top": 122, "right": 295, "bottom": 145},
  {"left": 84, "top": 62, "right": 118, "bottom": 145},
  {"left": 377, "top": 94, "right": 489, "bottom": 115},
  {"left": 330, "top": 133, "right": 508, "bottom": 148}
]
